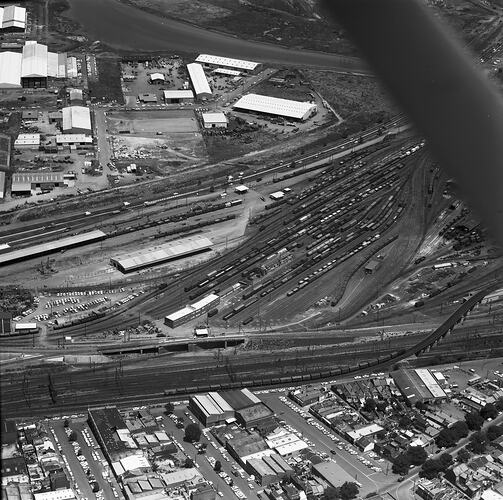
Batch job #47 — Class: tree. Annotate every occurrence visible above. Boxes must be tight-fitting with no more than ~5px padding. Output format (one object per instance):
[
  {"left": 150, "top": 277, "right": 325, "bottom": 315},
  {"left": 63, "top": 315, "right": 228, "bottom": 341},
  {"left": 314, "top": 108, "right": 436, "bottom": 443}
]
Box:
[
  {"left": 68, "top": 431, "right": 77, "bottom": 442},
  {"left": 398, "top": 415, "right": 413, "bottom": 429},
  {"left": 494, "top": 397, "right": 503, "bottom": 412},
  {"left": 468, "top": 431, "right": 487, "bottom": 454},
  {"left": 392, "top": 453, "right": 411, "bottom": 475},
  {"left": 406, "top": 446, "right": 427, "bottom": 466},
  {"left": 487, "top": 425, "right": 503, "bottom": 441},
  {"left": 451, "top": 421, "right": 469, "bottom": 439},
  {"left": 362, "top": 399, "right": 376, "bottom": 413},
  {"left": 415, "top": 401, "right": 428, "bottom": 411},
  {"left": 91, "top": 483, "right": 100, "bottom": 493},
  {"left": 63, "top": 419, "right": 70, "bottom": 428},
  {"left": 481, "top": 403, "right": 498, "bottom": 420},
  {"left": 457, "top": 449, "right": 471, "bottom": 463},
  {"left": 376, "top": 401, "right": 388, "bottom": 413},
  {"left": 324, "top": 486, "right": 339, "bottom": 500},
  {"left": 214, "top": 460, "right": 222, "bottom": 472},
  {"left": 339, "top": 482, "right": 360, "bottom": 500},
  {"left": 184, "top": 457, "right": 194, "bottom": 468},
  {"left": 420, "top": 459, "right": 442, "bottom": 480},
  {"left": 435, "top": 428, "right": 457, "bottom": 448},
  {"left": 438, "top": 453, "right": 453, "bottom": 469},
  {"left": 164, "top": 402, "right": 174, "bottom": 414},
  {"left": 465, "top": 411, "right": 484, "bottom": 431},
  {"left": 184, "top": 423, "right": 201, "bottom": 443}
]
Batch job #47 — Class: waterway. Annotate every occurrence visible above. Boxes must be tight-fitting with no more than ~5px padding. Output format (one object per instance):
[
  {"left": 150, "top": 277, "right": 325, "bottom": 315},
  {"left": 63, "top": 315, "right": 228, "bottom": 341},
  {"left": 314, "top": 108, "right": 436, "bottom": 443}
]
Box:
[{"left": 65, "top": 0, "right": 369, "bottom": 71}]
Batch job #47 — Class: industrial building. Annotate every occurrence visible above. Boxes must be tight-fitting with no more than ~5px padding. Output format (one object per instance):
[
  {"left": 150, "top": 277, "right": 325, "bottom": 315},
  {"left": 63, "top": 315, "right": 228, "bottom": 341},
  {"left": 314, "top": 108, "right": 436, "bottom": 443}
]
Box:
[
  {"left": 68, "top": 88, "right": 83, "bottom": 103},
  {"left": 0, "top": 171, "right": 5, "bottom": 199},
  {"left": 202, "top": 112, "right": 228, "bottom": 129},
  {"left": 392, "top": 368, "right": 448, "bottom": 406},
  {"left": 270, "top": 191, "right": 285, "bottom": 201},
  {"left": 365, "top": 260, "right": 381, "bottom": 274},
  {"left": 138, "top": 93, "right": 157, "bottom": 103},
  {"left": 265, "top": 428, "right": 309, "bottom": 457},
  {"left": 164, "top": 293, "right": 220, "bottom": 328},
  {"left": 11, "top": 172, "right": 66, "bottom": 195},
  {"left": 14, "top": 133, "right": 40, "bottom": 149},
  {"left": 149, "top": 72, "right": 165, "bottom": 84},
  {"left": 14, "top": 322, "right": 39, "bottom": 334},
  {"left": 0, "top": 230, "right": 106, "bottom": 266},
  {"left": 0, "top": 5, "right": 26, "bottom": 32},
  {"left": 56, "top": 134, "right": 93, "bottom": 147},
  {"left": 0, "top": 42, "right": 67, "bottom": 89},
  {"left": 186, "top": 63, "right": 212, "bottom": 99},
  {"left": 88, "top": 406, "right": 140, "bottom": 463},
  {"left": 312, "top": 461, "right": 356, "bottom": 489},
  {"left": 163, "top": 89, "right": 194, "bottom": 104},
  {"left": 189, "top": 392, "right": 234, "bottom": 426},
  {"left": 247, "top": 454, "right": 293, "bottom": 486},
  {"left": 195, "top": 54, "right": 261, "bottom": 74},
  {"left": 111, "top": 235, "right": 213, "bottom": 274},
  {"left": 213, "top": 68, "right": 241, "bottom": 77},
  {"left": 233, "top": 93, "right": 317, "bottom": 121},
  {"left": 66, "top": 57, "right": 77, "bottom": 78},
  {"left": 62, "top": 106, "right": 92, "bottom": 134}
]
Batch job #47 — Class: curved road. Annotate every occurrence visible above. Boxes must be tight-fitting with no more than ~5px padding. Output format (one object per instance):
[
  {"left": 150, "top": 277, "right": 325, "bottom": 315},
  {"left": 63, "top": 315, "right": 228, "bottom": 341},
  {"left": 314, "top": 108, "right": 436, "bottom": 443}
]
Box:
[{"left": 66, "top": 0, "right": 369, "bottom": 72}]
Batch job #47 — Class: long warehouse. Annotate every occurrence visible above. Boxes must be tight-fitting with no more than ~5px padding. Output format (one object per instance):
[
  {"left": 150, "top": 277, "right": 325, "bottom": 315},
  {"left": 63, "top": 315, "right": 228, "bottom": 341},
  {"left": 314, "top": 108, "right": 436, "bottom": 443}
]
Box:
[
  {"left": 110, "top": 235, "right": 213, "bottom": 273},
  {"left": 232, "top": 93, "right": 317, "bottom": 121},
  {"left": 186, "top": 63, "right": 212, "bottom": 99},
  {"left": 0, "top": 230, "right": 107, "bottom": 266},
  {"left": 165, "top": 293, "right": 220, "bottom": 328},
  {"left": 195, "top": 54, "right": 261, "bottom": 74}
]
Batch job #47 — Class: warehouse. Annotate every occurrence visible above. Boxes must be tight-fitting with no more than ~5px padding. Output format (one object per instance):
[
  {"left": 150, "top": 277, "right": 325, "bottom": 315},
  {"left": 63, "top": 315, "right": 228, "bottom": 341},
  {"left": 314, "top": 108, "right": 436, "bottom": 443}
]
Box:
[
  {"left": 11, "top": 172, "right": 65, "bottom": 195},
  {"left": 56, "top": 134, "right": 93, "bottom": 147},
  {"left": 66, "top": 57, "right": 77, "bottom": 78},
  {"left": 21, "top": 41, "right": 48, "bottom": 88},
  {"left": 149, "top": 72, "right": 164, "bottom": 84},
  {"left": 195, "top": 54, "right": 261, "bottom": 74},
  {"left": 234, "top": 185, "right": 249, "bottom": 194},
  {"left": 392, "top": 368, "right": 447, "bottom": 406},
  {"left": 189, "top": 392, "right": 234, "bottom": 426},
  {"left": 0, "top": 171, "right": 5, "bottom": 199},
  {"left": 110, "top": 235, "right": 212, "bottom": 273},
  {"left": 164, "top": 293, "right": 220, "bottom": 328},
  {"left": 364, "top": 260, "right": 380, "bottom": 274},
  {"left": 186, "top": 63, "right": 212, "bottom": 99},
  {"left": 233, "top": 93, "right": 317, "bottom": 121},
  {"left": 62, "top": 106, "right": 92, "bottom": 134},
  {"left": 0, "top": 5, "right": 26, "bottom": 32},
  {"left": 0, "top": 52, "right": 22, "bottom": 88},
  {"left": 0, "top": 230, "right": 106, "bottom": 266},
  {"left": 269, "top": 191, "right": 285, "bottom": 201},
  {"left": 138, "top": 93, "right": 157, "bottom": 103},
  {"left": 247, "top": 454, "right": 293, "bottom": 486},
  {"left": 14, "top": 323, "right": 39, "bottom": 335},
  {"left": 163, "top": 89, "right": 194, "bottom": 104},
  {"left": 68, "top": 88, "right": 83, "bottom": 103},
  {"left": 47, "top": 52, "right": 67, "bottom": 78},
  {"left": 312, "top": 461, "right": 355, "bottom": 489},
  {"left": 202, "top": 112, "right": 228, "bottom": 129},
  {"left": 14, "top": 133, "right": 40, "bottom": 149},
  {"left": 213, "top": 68, "right": 241, "bottom": 77}
]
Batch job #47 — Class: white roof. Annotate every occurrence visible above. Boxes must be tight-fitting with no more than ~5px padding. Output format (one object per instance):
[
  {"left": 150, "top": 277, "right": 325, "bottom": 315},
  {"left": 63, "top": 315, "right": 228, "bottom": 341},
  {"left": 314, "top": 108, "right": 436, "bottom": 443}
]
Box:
[
  {"left": 166, "top": 293, "right": 219, "bottom": 322},
  {"left": 415, "top": 369, "right": 446, "bottom": 399},
  {"left": 270, "top": 191, "right": 285, "bottom": 199},
  {"left": 241, "top": 388, "right": 261, "bottom": 404},
  {"left": 274, "top": 439, "right": 309, "bottom": 456},
  {"left": 47, "top": 52, "right": 67, "bottom": 78},
  {"left": 15, "top": 323, "right": 37, "bottom": 329},
  {"left": 196, "top": 54, "right": 259, "bottom": 71},
  {"left": 67, "top": 57, "right": 77, "bottom": 78},
  {"left": 15, "top": 133, "right": 40, "bottom": 146},
  {"left": 186, "top": 63, "right": 212, "bottom": 97},
  {"left": 202, "top": 112, "right": 228, "bottom": 124},
  {"left": 1, "top": 6, "right": 26, "bottom": 30},
  {"left": 34, "top": 489, "right": 75, "bottom": 500},
  {"left": 56, "top": 134, "right": 92, "bottom": 144},
  {"left": 149, "top": 72, "right": 164, "bottom": 80},
  {"left": 0, "top": 51, "right": 22, "bottom": 88},
  {"left": 0, "top": 173, "right": 5, "bottom": 199},
  {"left": 112, "top": 235, "right": 212, "bottom": 272},
  {"left": 235, "top": 185, "right": 249, "bottom": 192},
  {"left": 21, "top": 41, "right": 48, "bottom": 78},
  {"left": 119, "top": 455, "right": 149, "bottom": 471},
  {"left": 482, "top": 490, "right": 503, "bottom": 500},
  {"left": 163, "top": 89, "right": 194, "bottom": 99},
  {"left": 233, "top": 93, "right": 316, "bottom": 120},
  {"left": 213, "top": 68, "right": 241, "bottom": 76},
  {"left": 192, "top": 293, "right": 220, "bottom": 311},
  {"left": 62, "top": 106, "right": 92, "bottom": 132},
  {"left": 69, "top": 88, "right": 83, "bottom": 100}
]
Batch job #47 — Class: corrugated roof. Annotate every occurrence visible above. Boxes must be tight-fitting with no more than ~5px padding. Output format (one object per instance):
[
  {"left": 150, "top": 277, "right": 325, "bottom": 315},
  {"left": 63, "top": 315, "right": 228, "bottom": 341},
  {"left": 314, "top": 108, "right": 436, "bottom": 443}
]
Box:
[
  {"left": 213, "top": 68, "right": 241, "bottom": 76},
  {"left": 1, "top": 6, "right": 26, "bottom": 30},
  {"left": 166, "top": 294, "right": 219, "bottom": 322},
  {"left": 187, "top": 63, "right": 212, "bottom": 97},
  {"left": 56, "top": 134, "right": 92, "bottom": 144},
  {"left": 112, "top": 235, "right": 212, "bottom": 272},
  {"left": 62, "top": 106, "right": 92, "bottom": 132},
  {"left": 202, "top": 112, "right": 227, "bottom": 124},
  {"left": 415, "top": 369, "right": 446, "bottom": 399},
  {"left": 233, "top": 93, "right": 316, "bottom": 120},
  {"left": 196, "top": 54, "right": 259, "bottom": 71},
  {"left": 163, "top": 90, "right": 194, "bottom": 99},
  {"left": 0, "top": 230, "right": 106, "bottom": 266},
  {"left": 21, "top": 41, "right": 48, "bottom": 78},
  {"left": 47, "top": 52, "right": 67, "bottom": 78},
  {"left": 67, "top": 57, "right": 77, "bottom": 78},
  {"left": 0, "top": 52, "right": 22, "bottom": 88}
]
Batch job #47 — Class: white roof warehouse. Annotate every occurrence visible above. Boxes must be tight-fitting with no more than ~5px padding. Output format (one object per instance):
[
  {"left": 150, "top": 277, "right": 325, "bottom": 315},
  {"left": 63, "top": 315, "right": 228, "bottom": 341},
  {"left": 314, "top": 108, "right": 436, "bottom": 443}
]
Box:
[
  {"left": 0, "top": 6, "right": 26, "bottom": 31},
  {"left": 233, "top": 93, "right": 317, "bottom": 121},
  {"left": 195, "top": 54, "right": 261, "bottom": 73},
  {"left": 62, "top": 106, "right": 92, "bottom": 134},
  {"left": 186, "top": 63, "right": 212, "bottom": 99}
]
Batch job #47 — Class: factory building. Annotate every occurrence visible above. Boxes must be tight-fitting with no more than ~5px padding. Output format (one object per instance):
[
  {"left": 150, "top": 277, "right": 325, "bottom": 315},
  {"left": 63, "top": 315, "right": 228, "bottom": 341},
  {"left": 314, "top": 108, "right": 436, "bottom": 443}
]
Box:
[
  {"left": 213, "top": 68, "right": 241, "bottom": 77},
  {"left": 47, "top": 52, "right": 67, "bottom": 78},
  {"left": 62, "top": 106, "right": 92, "bottom": 134},
  {"left": 195, "top": 54, "right": 261, "bottom": 74},
  {"left": 0, "top": 52, "right": 22, "bottom": 88},
  {"left": 233, "top": 93, "right": 317, "bottom": 121},
  {"left": 202, "top": 112, "right": 228, "bottom": 129},
  {"left": 0, "top": 5, "right": 26, "bottom": 32},
  {"left": 14, "top": 133, "right": 40, "bottom": 149},
  {"left": 163, "top": 89, "right": 194, "bottom": 104},
  {"left": 111, "top": 235, "right": 212, "bottom": 274},
  {"left": 189, "top": 392, "right": 234, "bottom": 426},
  {"left": 56, "top": 134, "right": 93, "bottom": 147},
  {"left": 392, "top": 368, "right": 448, "bottom": 406},
  {"left": 186, "top": 63, "right": 212, "bottom": 99},
  {"left": 247, "top": 454, "right": 293, "bottom": 486},
  {"left": 11, "top": 172, "right": 65, "bottom": 196},
  {"left": 164, "top": 293, "right": 220, "bottom": 329},
  {"left": 0, "top": 230, "right": 106, "bottom": 266},
  {"left": 21, "top": 41, "right": 48, "bottom": 88},
  {"left": 149, "top": 72, "right": 165, "bottom": 84},
  {"left": 66, "top": 57, "right": 77, "bottom": 78},
  {"left": 68, "top": 88, "right": 83, "bottom": 103},
  {"left": 312, "top": 461, "right": 356, "bottom": 489}
]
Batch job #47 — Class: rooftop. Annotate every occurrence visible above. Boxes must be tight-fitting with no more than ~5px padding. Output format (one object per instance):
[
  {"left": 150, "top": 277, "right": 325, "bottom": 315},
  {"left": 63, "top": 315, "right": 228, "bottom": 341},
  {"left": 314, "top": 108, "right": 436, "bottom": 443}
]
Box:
[
  {"left": 186, "top": 63, "right": 212, "bottom": 96},
  {"left": 233, "top": 93, "right": 316, "bottom": 120},
  {"left": 195, "top": 54, "right": 260, "bottom": 71}
]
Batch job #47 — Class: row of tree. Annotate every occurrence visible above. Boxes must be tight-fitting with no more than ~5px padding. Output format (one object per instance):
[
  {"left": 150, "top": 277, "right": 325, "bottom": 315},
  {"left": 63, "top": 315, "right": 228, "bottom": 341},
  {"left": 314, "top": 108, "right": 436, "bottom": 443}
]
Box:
[
  {"left": 324, "top": 481, "right": 360, "bottom": 500},
  {"left": 392, "top": 446, "right": 428, "bottom": 475}
]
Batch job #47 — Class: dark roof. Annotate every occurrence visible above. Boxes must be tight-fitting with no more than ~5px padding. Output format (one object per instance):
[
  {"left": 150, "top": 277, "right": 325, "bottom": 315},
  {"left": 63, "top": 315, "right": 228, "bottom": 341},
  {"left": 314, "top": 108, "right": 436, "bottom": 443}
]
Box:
[
  {"left": 1, "top": 420, "right": 17, "bottom": 444},
  {"left": 220, "top": 389, "right": 256, "bottom": 410},
  {"left": 1, "top": 456, "right": 27, "bottom": 476},
  {"left": 88, "top": 406, "right": 128, "bottom": 458},
  {"left": 237, "top": 403, "right": 273, "bottom": 423}
]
